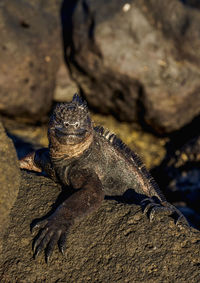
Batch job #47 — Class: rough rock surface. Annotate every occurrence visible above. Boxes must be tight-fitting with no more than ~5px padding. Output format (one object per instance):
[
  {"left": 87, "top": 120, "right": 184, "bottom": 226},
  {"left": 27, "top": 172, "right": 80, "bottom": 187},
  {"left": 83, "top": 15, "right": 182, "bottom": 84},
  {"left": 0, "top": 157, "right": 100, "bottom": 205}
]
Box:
[
  {"left": 0, "top": 170, "right": 200, "bottom": 282},
  {"left": 0, "top": 121, "right": 20, "bottom": 250},
  {"left": 67, "top": 0, "right": 200, "bottom": 133},
  {"left": 0, "top": 0, "right": 61, "bottom": 121}
]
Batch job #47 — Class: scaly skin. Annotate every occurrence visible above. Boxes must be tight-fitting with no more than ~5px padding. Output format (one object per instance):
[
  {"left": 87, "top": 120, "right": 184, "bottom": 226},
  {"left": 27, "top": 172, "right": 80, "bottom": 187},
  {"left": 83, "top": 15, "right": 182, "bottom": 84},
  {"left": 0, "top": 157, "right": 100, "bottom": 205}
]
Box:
[{"left": 20, "top": 94, "right": 189, "bottom": 262}]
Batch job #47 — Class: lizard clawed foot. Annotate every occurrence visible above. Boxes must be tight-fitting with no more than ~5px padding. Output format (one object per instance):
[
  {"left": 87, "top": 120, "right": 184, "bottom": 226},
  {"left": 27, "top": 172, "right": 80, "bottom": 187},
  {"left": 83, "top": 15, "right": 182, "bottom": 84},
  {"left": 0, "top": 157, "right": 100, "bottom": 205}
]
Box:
[
  {"left": 141, "top": 198, "right": 189, "bottom": 226},
  {"left": 141, "top": 198, "right": 172, "bottom": 222},
  {"left": 19, "top": 152, "right": 42, "bottom": 173},
  {"left": 31, "top": 213, "right": 70, "bottom": 263},
  {"left": 162, "top": 201, "right": 189, "bottom": 227}
]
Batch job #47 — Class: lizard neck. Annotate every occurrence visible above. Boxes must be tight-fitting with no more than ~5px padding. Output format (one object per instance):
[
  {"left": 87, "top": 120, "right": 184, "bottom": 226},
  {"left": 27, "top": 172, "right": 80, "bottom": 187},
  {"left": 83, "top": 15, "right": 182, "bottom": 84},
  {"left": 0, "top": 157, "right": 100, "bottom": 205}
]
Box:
[{"left": 49, "top": 131, "right": 94, "bottom": 162}]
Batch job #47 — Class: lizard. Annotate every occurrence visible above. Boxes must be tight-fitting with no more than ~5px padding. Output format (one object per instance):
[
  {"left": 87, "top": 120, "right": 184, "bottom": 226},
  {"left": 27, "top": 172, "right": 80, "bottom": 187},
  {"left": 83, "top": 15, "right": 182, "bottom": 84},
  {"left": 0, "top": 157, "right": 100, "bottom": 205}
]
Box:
[{"left": 19, "top": 94, "right": 189, "bottom": 262}]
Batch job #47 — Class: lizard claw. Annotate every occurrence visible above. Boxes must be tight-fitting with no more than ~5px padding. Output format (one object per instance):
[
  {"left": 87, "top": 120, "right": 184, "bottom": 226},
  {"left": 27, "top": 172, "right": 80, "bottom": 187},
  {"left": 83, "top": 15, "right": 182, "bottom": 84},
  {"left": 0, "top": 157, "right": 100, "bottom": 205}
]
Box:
[
  {"left": 58, "top": 232, "right": 68, "bottom": 255},
  {"left": 45, "top": 232, "right": 61, "bottom": 263},
  {"left": 141, "top": 198, "right": 189, "bottom": 226},
  {"left": 162, "top": 201, "right": 190, "bottom": 227},
  {"left": 31, "top": 213, "right": 70, "bottom": 262}
]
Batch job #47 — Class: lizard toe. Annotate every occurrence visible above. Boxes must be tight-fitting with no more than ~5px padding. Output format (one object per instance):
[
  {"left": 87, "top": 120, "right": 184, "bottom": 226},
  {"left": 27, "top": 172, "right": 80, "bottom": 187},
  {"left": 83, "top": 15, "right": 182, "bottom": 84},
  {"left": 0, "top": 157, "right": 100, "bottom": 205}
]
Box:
[
  {"left": 33, "top": 228, "right": 53, "bottom": 258},
  {"left": 149, "top": 206, "right": 173, "bottom": 222},
  {"left": 33, "top": 226, "right": 49, "bottom": 253},
  {"left": 58, "top": 232, "right": 68, "bottom": 255},
  {"left": 32, "top": 211, "right": 71, "bottom": 261},
  {"left": 45, "top": 232, "right": 61, "bottom": 263},
  {"left": 141, "top": 197, "right": 172, "bottom": 221},
  {"left": 31, "top": 219, "right": 48, "bottom": 233},
  {"left": 176, "top": 215, "right": 190, "bottom": 227},
  {"left": 143, "top": 202, "right": 161, "bottom": 216},
  {"left": 162, "top": 202, "right": 190, "bottom": 227}
]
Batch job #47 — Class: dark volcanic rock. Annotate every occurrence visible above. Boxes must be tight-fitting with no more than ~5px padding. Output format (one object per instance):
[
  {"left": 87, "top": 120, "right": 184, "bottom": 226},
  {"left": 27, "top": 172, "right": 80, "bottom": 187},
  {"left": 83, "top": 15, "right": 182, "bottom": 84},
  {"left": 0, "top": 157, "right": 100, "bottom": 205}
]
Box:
[
  {"left": 0, "top": 121, "right": 20, "bottom": 251},
  {"left": 0, "top": 0, "right": 61, "bottom": 121},
  {"left": 0, "top": 170, "right": 200, "bottom": 282},
  {"left": 152, "top": 134, "right": 200, "bottom": 229},
  {"left": 183, "top": 0, "right": 200, "bottom": 9},
  {"left": 67, "top": 0, "right": 200, "bottom": 133}
]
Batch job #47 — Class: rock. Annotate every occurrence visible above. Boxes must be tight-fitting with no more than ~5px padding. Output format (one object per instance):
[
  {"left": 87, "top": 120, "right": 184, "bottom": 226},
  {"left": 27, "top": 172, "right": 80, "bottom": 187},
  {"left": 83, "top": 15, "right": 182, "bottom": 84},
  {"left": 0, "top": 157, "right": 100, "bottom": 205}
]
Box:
[
  {"left": 0, "top": 0, "right": 61, "bottom": 121},
  {"left": 152, "top": 134, "right": 200, "bottom": 229},
  {"left": 0, "top": 121, "right": 20, "bottom": 251},
  {"left": 54, "top": 62, "right": 78, "bottom": 102},
  {"left": 67, "top": 0, "right": 200, "bottom": 133},
  {"left": 183, "top": 0, "right": 200, "bottom": 9},
  {"left": 0, "top": 170, "right": 200, "bottom": 281}
]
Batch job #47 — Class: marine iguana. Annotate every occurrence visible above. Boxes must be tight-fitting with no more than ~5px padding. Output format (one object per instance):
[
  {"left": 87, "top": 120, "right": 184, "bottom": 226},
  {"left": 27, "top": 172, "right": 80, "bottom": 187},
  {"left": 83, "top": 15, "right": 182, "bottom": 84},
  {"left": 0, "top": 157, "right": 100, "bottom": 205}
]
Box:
[{"left": 20, "top": 94, "right": 188, "bottom": 262}]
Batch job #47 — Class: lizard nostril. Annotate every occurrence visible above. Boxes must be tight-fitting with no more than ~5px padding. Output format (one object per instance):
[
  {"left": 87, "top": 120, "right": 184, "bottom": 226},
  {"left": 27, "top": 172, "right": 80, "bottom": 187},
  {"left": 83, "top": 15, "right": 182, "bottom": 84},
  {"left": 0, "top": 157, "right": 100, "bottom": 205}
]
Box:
[{"left": 75, "top": 122, "right": 79, "bottom": 128}]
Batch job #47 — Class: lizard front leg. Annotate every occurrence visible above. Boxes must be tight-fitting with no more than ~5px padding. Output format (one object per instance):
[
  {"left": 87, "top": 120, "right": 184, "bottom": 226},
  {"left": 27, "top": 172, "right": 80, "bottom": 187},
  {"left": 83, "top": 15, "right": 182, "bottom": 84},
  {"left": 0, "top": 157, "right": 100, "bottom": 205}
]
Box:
[
  {"left": 31, "top": 168, "right": 104, "bottom": 262},
  {"left": 19, "top": 148, "right": 57, "bottom": 181},
  {"left": 19, "top": 151, "right": 42, "bottom": 172}
]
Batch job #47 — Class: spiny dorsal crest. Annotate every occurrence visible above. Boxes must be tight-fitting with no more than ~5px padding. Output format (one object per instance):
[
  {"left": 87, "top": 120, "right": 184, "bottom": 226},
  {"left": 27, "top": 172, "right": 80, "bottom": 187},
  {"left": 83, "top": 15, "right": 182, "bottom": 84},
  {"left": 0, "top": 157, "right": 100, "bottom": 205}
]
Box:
[
  {"left": 51, "top": 94, "right": 88, "bottom": 122},
  {"left": 72, "top": 93, "right": 88, "bottom": 110},
  {"left": 94, "top": 126, "right": 115, "bottom": 143},
  {"left": 95, "top": 126, "right": 134, "bottom": 157},
  {"left": 55, "top": 94, "right": 87, "bottom": 113},
  {"left": 95, "top": 126, "right": 145, "bottom": 169}
]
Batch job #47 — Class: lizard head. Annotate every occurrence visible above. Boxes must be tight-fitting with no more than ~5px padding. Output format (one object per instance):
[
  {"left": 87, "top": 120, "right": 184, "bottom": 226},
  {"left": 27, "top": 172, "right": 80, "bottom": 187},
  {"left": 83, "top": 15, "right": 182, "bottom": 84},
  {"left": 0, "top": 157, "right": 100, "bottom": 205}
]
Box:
[{"left": 49, "top": 94, "right": 93, "bottom": 146}]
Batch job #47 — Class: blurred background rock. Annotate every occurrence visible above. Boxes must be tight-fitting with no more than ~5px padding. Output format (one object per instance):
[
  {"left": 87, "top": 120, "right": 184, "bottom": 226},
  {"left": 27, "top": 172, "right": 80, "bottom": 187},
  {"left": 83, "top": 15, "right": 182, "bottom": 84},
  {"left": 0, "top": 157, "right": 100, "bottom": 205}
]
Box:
[{"left": 0, "top": 0, "right": 200, "bottom": 228}]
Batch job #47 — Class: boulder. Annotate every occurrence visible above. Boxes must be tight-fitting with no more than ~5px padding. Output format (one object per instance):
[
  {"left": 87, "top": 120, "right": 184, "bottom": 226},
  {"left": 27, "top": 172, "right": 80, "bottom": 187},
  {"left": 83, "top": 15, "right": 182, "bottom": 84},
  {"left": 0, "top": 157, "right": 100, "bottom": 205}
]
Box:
[
  {"left": 0, "top": 170, "right": 200, "bottom": 281},
  {"left": 67, "top": 0, "right": 200, "bottom": 133},
  {"left": 0, "top": 0, "right": 61, "bottom": 121},
  {"left": 0, "top": 121, "right": 20, "bottom": 251},
  {"left": 54, "top": 62, "right": 78, "bottom": 102},
  {"left": 183, "top": 0, "right": 200, "bottom": 9},
  {"left": 152, "top": 134, "right": 200, "bottom": 229}
]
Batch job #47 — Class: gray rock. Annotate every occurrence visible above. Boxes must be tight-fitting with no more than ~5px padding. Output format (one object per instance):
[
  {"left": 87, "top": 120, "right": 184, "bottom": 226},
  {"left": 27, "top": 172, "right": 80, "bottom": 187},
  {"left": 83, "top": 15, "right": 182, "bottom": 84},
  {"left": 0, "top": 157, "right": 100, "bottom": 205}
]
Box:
[
  {"left": 0, "top": 121, "right": 20, "bottom": 251},
  {"left": 0, "top": 0, "right": 61, "bottom": 121},
  {"left": 0, "top": 170, "right": 200, "bottom": 282},
  {"left": 68, "top": 0, "right": 200, "bottom": 133}
]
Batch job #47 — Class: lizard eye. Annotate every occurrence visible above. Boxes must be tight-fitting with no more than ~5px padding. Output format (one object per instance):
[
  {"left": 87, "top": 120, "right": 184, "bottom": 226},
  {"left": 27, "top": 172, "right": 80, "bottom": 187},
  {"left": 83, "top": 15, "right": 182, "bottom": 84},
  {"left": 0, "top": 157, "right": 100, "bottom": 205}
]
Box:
[{"left": 64, "top": 122, "right": 69, "bottom": 127}]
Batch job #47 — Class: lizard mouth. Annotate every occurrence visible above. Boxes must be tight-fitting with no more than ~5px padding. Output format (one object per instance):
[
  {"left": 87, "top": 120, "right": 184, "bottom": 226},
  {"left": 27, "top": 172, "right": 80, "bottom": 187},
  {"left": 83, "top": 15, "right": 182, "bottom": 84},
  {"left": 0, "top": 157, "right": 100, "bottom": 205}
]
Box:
[{"left": 55, "top": 127, "right": 87, "bottom": 138}]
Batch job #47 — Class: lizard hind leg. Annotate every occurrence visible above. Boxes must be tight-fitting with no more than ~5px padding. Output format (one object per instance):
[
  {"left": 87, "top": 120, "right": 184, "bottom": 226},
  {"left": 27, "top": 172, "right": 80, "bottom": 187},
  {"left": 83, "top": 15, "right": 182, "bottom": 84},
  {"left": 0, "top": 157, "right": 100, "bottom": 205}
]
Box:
[
  {"left": 141, "top": 197, "right": 173, "bottom": 222},
  {"left": 141, "top": 197, "right": 189, "bottom": 226}
]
